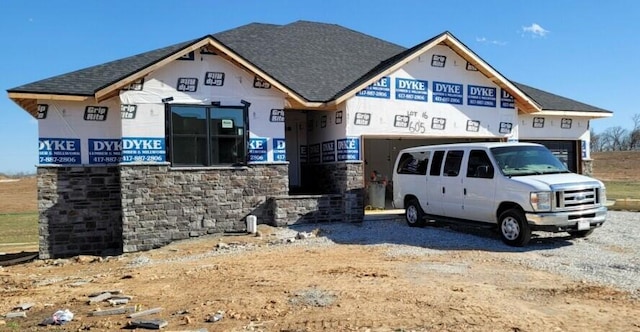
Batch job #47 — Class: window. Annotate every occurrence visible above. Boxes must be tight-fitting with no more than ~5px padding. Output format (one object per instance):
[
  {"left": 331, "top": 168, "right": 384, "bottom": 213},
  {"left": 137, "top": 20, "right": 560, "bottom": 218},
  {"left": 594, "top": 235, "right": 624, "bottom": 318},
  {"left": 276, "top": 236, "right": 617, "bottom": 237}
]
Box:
[
  {"left": 397, "top": 151, "right": 430, "bottom": 175},
  {"left": 491, "top": 145, "right": 568, "bottom": 176},
  {"left": 168, "top": 104, "right": 247, "bottom": 166},
  {"left": 466, "top": 150, "right": 494, "bottom": 179},
  {"left": 442, "top": 150, "right": 463, "bottom": 176},
  {"left": 429, "top": 150, "right": 445, "bottom": 176}
]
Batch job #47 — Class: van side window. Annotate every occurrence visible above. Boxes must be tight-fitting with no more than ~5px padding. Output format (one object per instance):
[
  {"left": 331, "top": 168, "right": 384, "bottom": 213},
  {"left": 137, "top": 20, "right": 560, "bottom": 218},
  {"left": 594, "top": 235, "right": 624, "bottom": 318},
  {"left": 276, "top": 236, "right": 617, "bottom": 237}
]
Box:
[
  {"left": 397, "top": 152, "right": 429, "bottom": 175},
  {"left": 429, "top": 150, "right": 445, "bottom": 176},
  {"left": 466, "top": 150, "right": 494, "bottom": 179},
  {"left": 443, "top": 150, "right": 463, "bottom": 177}
]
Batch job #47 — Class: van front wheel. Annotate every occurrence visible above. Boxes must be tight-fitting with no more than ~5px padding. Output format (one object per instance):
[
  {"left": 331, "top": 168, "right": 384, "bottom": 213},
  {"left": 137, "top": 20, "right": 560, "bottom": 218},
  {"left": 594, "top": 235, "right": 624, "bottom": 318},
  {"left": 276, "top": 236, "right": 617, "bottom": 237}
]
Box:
[
  {"left": 498, "top": 209, "right": 531, "bottom": 247},
  {"left": 405, "top": 199, "right": 426, "bottom": 227}
]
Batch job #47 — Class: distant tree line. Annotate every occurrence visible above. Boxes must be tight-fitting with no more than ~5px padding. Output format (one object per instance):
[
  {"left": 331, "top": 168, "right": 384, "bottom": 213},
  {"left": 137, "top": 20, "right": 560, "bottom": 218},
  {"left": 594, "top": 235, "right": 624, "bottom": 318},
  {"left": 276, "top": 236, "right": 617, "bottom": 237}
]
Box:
[
  {"left": 0, "top": 171, "right": 36, "bottom": 179},
  {"left": 591, "top": 114, "right": 640, "bottom": 152}
]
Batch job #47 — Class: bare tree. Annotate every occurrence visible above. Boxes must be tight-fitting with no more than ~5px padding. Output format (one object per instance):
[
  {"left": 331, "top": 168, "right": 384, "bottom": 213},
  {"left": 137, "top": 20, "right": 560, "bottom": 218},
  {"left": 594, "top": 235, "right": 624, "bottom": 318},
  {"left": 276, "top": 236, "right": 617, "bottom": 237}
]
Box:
[
  {"left": 590, "top": 128, "right": 603, "bottom": 152},
  {"left": 628, "top": 114, "right": 640, "bottom": 150},
  {"left": 601, "top": 126, "right": 628, "bottom": 151}
]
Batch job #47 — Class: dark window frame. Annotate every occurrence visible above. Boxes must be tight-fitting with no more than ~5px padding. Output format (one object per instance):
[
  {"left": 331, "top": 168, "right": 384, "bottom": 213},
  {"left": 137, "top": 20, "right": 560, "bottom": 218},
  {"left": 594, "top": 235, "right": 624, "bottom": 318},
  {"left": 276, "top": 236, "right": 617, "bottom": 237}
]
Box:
[
  {"left": 466, "top": 149, "right": 494, "bottom": 179},
  {"left": 166, "top": 103, "right": 249, "bottom": 166},
  {"left": 396, "top": 152, "right": 429, "bottom": 175},
  {"left": 429, "top": 150, "right": 445, "bottom": 176},
  {"left": 443, "top": 150, "right": 464, "bottom": 177}
]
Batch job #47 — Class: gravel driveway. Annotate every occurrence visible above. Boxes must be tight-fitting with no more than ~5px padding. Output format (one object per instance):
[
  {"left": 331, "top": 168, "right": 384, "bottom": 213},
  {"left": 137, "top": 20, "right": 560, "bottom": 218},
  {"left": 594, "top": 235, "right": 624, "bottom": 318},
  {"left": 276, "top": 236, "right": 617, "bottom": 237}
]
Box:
[{"left": 285, "top": 210, "right": 640, "bottom": 297}]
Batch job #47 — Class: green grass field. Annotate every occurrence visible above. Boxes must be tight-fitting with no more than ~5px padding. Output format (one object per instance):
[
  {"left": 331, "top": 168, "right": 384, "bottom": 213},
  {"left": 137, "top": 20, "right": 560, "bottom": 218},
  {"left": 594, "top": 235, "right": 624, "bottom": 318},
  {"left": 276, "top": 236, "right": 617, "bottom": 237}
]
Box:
[
  {"left": 602, "top": 181, "right": 640, "bottom": 200},
  {"left": 0, "top": 212, "right": 38, "bottom": 252}
]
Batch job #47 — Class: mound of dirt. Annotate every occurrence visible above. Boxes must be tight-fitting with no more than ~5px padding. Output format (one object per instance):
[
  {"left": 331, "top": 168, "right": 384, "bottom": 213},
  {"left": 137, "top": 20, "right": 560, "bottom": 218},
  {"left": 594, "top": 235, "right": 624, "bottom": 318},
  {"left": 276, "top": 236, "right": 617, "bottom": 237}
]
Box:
[
  {"left": 592, "top": 151, "right": 640, "bottom": 181},
  {"left": 0, "top": 176, "right": 37, "bottom": 214}
]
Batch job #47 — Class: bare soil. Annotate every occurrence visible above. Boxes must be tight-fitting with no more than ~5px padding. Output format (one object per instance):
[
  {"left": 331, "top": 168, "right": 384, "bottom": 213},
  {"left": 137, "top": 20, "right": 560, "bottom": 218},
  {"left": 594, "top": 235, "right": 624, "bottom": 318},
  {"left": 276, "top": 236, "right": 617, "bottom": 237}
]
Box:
[
  {"left": 1, "top": 228, "right": 639, "bottom": 331},
  {"left": 1, "top": 156, "right": 639, "bottom": 331},
  {"left": 0, "top": 177, "right": 37, "bottom": 214},
  {"left": 592, "top": 151, "right": 640, "bottom": 181}
]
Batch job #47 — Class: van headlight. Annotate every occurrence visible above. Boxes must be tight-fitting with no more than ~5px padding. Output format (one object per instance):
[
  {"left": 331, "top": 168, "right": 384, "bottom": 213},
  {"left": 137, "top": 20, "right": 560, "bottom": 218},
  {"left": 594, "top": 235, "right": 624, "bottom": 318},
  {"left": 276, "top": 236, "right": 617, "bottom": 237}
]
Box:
[
  {"left": 531, "top": 192, "right": 552, "bottom": 211},
  {"left": 599, "top": 187, "right": 607, "bottom": 204}
]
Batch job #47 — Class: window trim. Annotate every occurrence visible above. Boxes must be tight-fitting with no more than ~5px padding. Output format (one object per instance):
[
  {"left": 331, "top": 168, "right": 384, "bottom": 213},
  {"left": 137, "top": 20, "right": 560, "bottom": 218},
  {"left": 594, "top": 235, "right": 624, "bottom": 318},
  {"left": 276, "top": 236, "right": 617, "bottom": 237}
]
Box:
[{"left": 166, "top": 103, "right": 249, "bottom": 167}]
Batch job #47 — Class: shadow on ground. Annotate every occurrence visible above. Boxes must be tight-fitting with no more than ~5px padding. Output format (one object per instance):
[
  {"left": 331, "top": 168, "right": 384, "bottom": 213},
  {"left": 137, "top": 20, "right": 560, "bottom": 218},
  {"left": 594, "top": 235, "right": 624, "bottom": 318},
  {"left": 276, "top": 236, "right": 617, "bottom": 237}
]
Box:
[{"left": 288, "top": 213, "right": 575, "bottom": 253}]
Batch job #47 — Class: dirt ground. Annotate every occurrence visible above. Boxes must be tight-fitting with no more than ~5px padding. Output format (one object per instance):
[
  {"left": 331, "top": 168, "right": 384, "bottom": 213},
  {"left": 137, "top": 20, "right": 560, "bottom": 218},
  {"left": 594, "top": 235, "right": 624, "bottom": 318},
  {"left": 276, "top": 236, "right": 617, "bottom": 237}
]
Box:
[
  {"left": 1, "top": 156, "right": 640, "bottom": 331},
  {"left": 592, "top": 151, "right": 639, "bottom": 181},
  {"left": 0, "top": 177, "right": 37, "bottom": 214},
  {"left": 1, "top": 226, "right": 639, "bottom": 332}
]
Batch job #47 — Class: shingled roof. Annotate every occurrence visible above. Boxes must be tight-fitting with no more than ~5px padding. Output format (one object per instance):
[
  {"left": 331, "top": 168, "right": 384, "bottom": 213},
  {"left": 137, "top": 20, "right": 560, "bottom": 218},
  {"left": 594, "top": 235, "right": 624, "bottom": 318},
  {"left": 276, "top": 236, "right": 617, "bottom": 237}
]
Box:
[
  {"left": 212, "top": 21, "right": 406, "bottom": 102},
  {"left": 8, "top": 39, "right": 200, "bottom": 96},
  {"left": 7, "top": 20, "right": 611, "bottom": 115},
  {"left": 513, "top": 82, "right": 610, "bottom": 113}
]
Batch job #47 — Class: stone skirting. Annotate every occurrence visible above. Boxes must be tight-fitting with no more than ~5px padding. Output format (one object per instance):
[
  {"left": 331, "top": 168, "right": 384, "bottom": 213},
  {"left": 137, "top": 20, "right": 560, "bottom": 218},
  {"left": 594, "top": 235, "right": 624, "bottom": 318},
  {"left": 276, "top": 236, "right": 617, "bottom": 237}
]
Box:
[
  {"left": 270, "top": 194, "right": 345, "bottom": 226},
  {"left": 36, "top": 162, "right": 366, "bottom": 257},
  {"left": 119, "top": 164, "right": 289, "bottom": 252},
  {"left": 582, "top": 159, "right": 593, "bottom": 176},
  {"left": 37, "top": 166, "right": 122, "bottom": 259},
  {"left": 310, "top": 162, "right": 365, "bottom": 223}
]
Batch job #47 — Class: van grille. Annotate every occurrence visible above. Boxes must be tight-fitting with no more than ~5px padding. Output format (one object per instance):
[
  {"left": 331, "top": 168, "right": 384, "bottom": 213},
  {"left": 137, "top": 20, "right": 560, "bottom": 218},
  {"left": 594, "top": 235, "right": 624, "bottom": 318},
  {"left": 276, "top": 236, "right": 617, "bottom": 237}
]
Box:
[{"left": 555, "top": 188, "right": 599, "bottom": 210}]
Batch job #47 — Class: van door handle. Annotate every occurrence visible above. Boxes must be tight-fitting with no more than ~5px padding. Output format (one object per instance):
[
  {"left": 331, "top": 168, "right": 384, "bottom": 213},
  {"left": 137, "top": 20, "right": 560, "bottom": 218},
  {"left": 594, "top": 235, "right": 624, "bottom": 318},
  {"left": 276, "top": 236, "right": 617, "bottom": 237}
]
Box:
[
  {"left": 464, "top": 188, "right": 467, "bottom": 195},
  {"left": 442, "top": 187, "right": 445, "bottom": 194}
]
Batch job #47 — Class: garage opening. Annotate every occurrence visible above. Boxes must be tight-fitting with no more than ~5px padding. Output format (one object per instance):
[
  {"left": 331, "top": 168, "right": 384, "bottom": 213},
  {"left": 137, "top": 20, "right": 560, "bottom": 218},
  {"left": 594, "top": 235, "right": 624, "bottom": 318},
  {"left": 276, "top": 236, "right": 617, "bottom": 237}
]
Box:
[{"left": 363, "top": 137, "right": 500, "bottom": 210}]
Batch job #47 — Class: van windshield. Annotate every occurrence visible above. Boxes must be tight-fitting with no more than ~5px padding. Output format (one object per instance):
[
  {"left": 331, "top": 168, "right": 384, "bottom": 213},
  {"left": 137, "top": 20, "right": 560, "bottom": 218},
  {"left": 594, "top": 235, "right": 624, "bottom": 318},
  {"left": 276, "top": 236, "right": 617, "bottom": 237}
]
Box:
[{"left": 490, "top": 145, "right": 569, "bottom": 176}]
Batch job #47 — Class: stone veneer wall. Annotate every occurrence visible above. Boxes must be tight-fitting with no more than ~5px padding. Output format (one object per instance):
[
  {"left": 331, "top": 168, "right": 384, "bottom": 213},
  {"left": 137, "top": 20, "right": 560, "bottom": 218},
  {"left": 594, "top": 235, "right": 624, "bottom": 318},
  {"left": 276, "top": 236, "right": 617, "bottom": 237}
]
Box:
[
  {"left": 300, "top": 161, "right": 365, "bottom": 223},
  {"left": 582, "top": 159, "right": 593, "bottom": 176},
  {"left": 36, "top": 162, "right": 364, "bottom": 257},
  {"left": 270, "top": 194, "right": 344, "bottom": 226},
  {"left": 119, "top": 164, "right": 288, "bottom": 252},
  {"left": 37, "top": 166, "right": 122, "bottom": 259}
]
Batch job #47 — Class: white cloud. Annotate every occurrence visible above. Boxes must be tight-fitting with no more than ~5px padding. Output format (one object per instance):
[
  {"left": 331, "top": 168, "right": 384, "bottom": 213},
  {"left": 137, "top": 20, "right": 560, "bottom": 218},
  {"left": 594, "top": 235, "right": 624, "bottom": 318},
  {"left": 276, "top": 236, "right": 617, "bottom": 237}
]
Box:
[
  {"left": 476, "top": 36, "right": 507, "bottom": 46},
  {"left": 521, "top": 23, "right": 550, "bottom": 38}
]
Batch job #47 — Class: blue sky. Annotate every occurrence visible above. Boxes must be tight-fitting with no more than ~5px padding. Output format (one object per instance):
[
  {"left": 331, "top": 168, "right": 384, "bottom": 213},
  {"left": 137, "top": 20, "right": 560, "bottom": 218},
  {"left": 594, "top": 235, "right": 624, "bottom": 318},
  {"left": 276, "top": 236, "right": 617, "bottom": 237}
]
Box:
[{"left": 1, "top": 0, "right": 637, "bottom": 173}]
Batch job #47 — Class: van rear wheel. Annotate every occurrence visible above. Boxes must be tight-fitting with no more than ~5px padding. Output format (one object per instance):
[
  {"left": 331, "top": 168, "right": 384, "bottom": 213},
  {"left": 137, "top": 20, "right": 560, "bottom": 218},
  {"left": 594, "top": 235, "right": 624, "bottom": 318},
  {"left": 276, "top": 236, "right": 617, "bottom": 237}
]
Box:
[
  {"left": 498, "top": 208, "right": 531, "bottom": 247},
  {"left": 405, "top": 199, "right": 426, "bottom": 227}
]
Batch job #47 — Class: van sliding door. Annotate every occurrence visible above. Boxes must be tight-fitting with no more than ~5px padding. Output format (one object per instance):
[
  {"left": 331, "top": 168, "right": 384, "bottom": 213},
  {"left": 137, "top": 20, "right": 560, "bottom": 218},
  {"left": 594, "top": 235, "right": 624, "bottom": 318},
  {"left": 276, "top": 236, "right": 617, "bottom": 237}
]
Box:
[{"left": 439, "top": 150, "right": 465, "bottom": 219}]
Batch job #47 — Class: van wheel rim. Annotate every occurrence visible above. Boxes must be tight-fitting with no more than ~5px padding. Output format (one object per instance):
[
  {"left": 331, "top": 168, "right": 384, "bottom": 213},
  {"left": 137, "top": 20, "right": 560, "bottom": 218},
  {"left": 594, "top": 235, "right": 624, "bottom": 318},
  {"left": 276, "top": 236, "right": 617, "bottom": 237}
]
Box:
[
  {"left": 407, "top": 206, "right": 417, "bottom": 224},
  {"left": 502, "top": 217, "right": 520, "bottom": 240}
]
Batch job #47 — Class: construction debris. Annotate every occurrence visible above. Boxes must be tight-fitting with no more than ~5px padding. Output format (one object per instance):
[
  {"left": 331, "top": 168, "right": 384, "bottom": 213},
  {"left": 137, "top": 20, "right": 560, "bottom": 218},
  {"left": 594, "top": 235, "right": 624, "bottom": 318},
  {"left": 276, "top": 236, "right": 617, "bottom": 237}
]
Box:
[
  {"left": 108, "top": 298, "right": 130, "bottom": 305},
  {"left": 127, "top": 307, "right": 163, "bottom": 318},
  {"left": 13, "top": 303, "right": 34, "bottom": 311},
  {"left": 128, "top": 319, "right": 168, "bottom": 329},
  {"left": 88, "top": 292, "right": 113, "bottom": 304},
  {"left": 90, "top": 306, "right": 136, "bottom": 317},
  {"left": 5, "top": 312, "right": 27, "bottom": 319},
  {"left": 38, "top": 309, "right": 74, "bottom": 326}
]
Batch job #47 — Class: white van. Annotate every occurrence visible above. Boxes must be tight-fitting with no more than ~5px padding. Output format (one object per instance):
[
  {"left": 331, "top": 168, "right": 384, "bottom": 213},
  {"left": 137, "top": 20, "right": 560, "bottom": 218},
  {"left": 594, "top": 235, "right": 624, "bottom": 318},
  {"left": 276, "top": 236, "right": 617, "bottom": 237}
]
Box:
[{"left": 392, "top": 142, "right": 607, "bottom": 246}]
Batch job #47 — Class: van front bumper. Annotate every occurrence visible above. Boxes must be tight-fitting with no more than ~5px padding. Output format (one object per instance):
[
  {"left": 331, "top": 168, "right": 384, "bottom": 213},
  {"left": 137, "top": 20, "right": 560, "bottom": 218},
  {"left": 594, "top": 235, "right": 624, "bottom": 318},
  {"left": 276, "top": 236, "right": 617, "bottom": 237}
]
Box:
[{"left": 525, "top": 206, "right": 607, "bottom": 232}]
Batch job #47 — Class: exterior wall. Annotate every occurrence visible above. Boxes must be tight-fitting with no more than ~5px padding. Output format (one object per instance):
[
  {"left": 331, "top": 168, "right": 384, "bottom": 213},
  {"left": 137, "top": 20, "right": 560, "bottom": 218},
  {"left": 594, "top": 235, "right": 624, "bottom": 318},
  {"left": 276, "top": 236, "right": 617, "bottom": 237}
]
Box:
[
  {"left": 518, "top": 114, "right": 589, "bottom": 140},
  {"left": 119, "top": 164, "right": 288, "bottom": 252},
  {"left": 33, "top": 46, "right": 365, "bottom": 257},
  {"left": 301, "top": 162, "right": 365, "bottom": 223},
  {"left": 271, "top": 194, "right": 344, "bottom": 226},
  {"left": 37, "top": 166, "right": 122, "bottom": 259},
  {"left": 120, "top": 50, "right": 287, "bottom": 165},
  {"left": 345, "top": 45, "right": 518, "bottom": 141},
  {"left": 582, "top": 159, "right": 593, "bottom": 177},
  {"left": 303, "top": 105, "right": 361, "bottom": 171}
]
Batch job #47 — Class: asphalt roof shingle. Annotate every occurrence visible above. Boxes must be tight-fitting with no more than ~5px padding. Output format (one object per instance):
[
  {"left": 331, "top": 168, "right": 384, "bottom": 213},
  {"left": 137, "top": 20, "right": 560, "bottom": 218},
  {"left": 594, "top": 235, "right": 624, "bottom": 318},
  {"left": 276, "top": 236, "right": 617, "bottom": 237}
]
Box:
[
  {"left": 513, "top": 82, "right": 611, "bottom": 113},
  {"left": 213, "top": 21, "right": 406, "bottom": 101},
  {"left": 8, "top": 39, "right": 199, "bottom": 96}
]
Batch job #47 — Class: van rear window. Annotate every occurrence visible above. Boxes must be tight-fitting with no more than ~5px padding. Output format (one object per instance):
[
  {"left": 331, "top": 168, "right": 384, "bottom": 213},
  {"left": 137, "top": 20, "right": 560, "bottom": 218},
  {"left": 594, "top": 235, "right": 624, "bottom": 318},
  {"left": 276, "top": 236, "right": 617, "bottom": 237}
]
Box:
[{"left": 397, "top": 152, "right": 429, "bottom": 175}]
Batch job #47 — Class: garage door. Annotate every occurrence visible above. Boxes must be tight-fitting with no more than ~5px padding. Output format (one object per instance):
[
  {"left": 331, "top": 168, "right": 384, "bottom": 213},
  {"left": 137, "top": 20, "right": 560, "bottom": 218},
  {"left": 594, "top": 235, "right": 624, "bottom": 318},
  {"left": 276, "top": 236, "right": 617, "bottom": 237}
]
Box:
[{"left": 524, "top": 140, "right": 577, "bottom": 172}]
